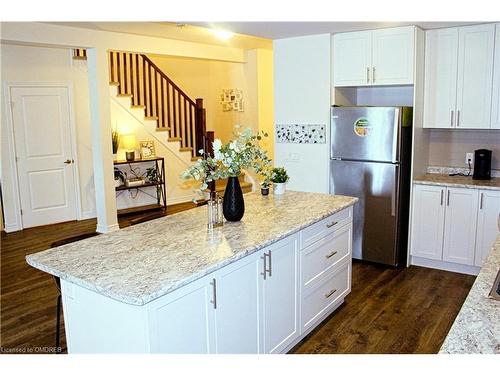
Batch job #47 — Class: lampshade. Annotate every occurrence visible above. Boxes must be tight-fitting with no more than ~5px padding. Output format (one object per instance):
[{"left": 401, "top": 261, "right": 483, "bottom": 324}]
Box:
[{"left": 121, "top": 134, "right": 136, "bottom": 150}]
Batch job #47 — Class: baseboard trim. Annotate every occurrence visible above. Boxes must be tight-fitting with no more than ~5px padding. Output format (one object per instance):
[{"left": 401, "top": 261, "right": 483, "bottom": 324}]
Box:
[
  {"left": 3, "top": 222, "right": 22, "bottom": 233},
  {"left": 96, "top": 223, "right": 120, "bottom": 234},
  {"left": 410, "top": 256, "right": 480, "bottom": 276},
  {"left": 167, "top": 196, "right": 195, "bottom": 206}
]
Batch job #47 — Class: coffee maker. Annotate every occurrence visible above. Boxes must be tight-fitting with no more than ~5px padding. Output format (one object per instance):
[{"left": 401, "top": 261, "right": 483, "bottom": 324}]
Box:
[{"left": 473, "top": 149, "right": 492, "bottom": 180}]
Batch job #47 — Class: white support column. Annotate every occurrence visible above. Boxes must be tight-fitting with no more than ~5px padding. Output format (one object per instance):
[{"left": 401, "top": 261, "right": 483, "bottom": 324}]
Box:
[{"left": 87, "top": 48, "right": 119, "bottom": 233}]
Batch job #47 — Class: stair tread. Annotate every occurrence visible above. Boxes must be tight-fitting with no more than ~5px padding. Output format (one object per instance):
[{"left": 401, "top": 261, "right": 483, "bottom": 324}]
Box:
[
  {"left": 131, "top": 105, "right": 145, "bottom": 109},
  {"left": 144, "top": 116, "right": 158, "bottom": 120},
  {"left": 168, "top": 137, "right": 182, "bottom": 142},
  {"left": 109, "top": 82, "right": 120, "bottom": 86},
  {"left": 117, "top": 93, "right": 133, "bottom": 98},
  {"left": 155, "top": 127, "right": 171, "bottom": 132}
]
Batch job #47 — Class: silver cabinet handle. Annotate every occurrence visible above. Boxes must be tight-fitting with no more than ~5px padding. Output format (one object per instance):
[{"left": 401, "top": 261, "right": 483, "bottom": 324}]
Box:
[
  {"left": 450, "top": 110, "right": 454, "bottom": 127},
  {"left": 261, "top": 253, "right": 268, "bottom": 280},
  {"left": 440, "top": 189, "right": 444, "bottom": 206},
  {"left": 325, "top": 289, "right": 337, "bottom": 299},
  {"left": 372, "top": 66, "right": 376, "bottom": 83},
  {"left": 268, "top": 250, "right": 272, "bottom": 277},
  {"left": 447, "top": 190, "right": 450, "bottom": 206},
  {"left": 326, "top": 221, "right": 338, "bottom": 228},
  {"left": 480, "top": 193, "right": 484, "bottom": 210},
  {"left": 457, "top": 110, "right": 460, "bottom": 127},
  {"left": 326, "top": 250, "right": 338, "bottom": 259},
  {"left": 367, "top": 67, "right": 370, "bottom": 84},
  {"left": 210, "top": 278, "right": 217, "bottom": 309}
]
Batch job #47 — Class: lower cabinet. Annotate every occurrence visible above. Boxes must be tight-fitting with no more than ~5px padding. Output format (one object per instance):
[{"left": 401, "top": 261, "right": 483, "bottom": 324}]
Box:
[
  {"left": 144, "top": 209, "right": 353, "bottom": 353},
  {"left": 411, "top": 184, "right": 500, "bottom": 272},
  {"left": 475, "top": 190, "right": 500, "bottom": 266}
]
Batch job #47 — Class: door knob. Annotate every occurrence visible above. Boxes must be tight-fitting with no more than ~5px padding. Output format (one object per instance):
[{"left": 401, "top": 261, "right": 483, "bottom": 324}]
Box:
[{"left": 64, "top": 159, "right": 73, "bottom": 164}]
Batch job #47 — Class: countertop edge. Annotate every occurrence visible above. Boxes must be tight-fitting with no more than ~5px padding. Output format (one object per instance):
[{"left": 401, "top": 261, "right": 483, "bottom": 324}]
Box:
[{"left": 26, "top": 197, "right": 358, "bottom": 306}]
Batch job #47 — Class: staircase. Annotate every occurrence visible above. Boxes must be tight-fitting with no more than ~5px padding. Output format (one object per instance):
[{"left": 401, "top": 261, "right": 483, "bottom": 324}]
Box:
[{"left": 74, "top": 49, "right": 253, "bottom": 196}]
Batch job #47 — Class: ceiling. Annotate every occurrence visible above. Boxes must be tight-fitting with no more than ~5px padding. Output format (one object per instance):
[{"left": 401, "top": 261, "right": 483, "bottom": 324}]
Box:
[{"left": 51, "top": 21, "right": 481, "bottom": 50}]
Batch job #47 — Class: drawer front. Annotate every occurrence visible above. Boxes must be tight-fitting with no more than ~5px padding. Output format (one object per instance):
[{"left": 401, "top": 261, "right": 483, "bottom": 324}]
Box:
[
  {"left": 301, "top": 260, "right": 351, "bottom": 331},
  {"left": 300, "top": 207, "right": 352, "bottom": 249},
  {"left": 301, "top": 223, "right": 352, "bottom": 288}
]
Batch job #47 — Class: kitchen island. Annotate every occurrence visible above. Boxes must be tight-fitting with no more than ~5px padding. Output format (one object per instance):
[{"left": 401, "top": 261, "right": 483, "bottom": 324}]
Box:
[
  {"left": 439, "top": 234, "right": 500, "bottom": 354},
  {"left": 27, "top": 191, "right": 357, "bottom": 353}
]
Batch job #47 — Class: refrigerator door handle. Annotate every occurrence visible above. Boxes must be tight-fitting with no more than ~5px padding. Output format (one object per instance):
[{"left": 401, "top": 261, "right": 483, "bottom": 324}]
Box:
[
  {"left": 391, "top": 164, "right": 399, "bottom": 217},
  {"left": 391, "top": 108, "right": 400, "bottom": 163}
]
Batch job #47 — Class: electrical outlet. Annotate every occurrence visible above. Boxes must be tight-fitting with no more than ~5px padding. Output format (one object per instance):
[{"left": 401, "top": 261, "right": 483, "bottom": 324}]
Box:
[{"left": 465, "top": 152, "right": 474, "bottom": 166}]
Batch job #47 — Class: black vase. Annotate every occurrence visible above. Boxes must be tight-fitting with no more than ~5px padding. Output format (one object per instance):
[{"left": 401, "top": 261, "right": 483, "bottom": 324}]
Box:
[{"left": 223, "top": 176, "right": 245, "bottom": 221}]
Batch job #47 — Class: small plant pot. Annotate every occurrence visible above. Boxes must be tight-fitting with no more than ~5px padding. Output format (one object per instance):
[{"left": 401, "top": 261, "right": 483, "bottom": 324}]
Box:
[
  {"left": 261, "top": 187, "right": 269, "bottom": 196},
  {"left": 273, "top": 182, "right": 286, "bottom": 195}
]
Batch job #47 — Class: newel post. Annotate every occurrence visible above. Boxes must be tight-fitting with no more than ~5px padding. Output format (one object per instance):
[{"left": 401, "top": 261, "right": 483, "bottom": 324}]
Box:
[{"left": 195, "top": 98, "right": 206, "bottom": 157}]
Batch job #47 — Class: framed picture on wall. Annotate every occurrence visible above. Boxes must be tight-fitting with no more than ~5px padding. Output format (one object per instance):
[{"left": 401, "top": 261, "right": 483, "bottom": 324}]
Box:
[{"left": 140, "top": 140, "right": 156, "bottom": 159}]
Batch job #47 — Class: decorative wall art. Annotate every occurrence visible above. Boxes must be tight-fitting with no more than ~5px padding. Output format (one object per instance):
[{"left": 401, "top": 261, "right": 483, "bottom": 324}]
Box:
[
  {"left": 276, "top": 124, "right": 327, "bottom": 144},
  {"left": 139, "top": 140, "right": 156, "bottom": 159},
  {"left": 221, "top": 88, "right": 244, "bottom": 112}
]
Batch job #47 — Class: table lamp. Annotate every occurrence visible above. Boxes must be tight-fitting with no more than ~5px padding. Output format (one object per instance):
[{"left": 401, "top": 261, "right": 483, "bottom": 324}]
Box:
[{"left": 121, "top": 134, "right": 136, "bottom": 161}]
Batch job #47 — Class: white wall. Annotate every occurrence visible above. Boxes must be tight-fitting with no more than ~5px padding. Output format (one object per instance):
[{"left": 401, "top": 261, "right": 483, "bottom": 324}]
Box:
[
  {"left": 1, "top": 44, "right": 96, "bottom": 229},
  {"left": 273, "top": 35, "right": 331, "bottom": 194}
]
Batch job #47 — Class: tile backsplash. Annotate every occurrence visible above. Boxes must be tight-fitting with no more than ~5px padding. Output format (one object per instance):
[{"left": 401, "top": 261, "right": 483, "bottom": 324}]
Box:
[{"left": 427, "top": 129, "right": 500, "bottom": 171}]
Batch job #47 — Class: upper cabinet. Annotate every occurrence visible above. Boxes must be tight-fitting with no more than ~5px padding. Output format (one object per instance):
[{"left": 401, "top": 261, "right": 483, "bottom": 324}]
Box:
[
  {"left": 491, "top": 24, "right": 500, "bottom": 130},
  {"left": 423, "top": 24, "right": 496, "bottom": 129},
  {"left": 333, "top": 26, "right": 415, "bottom": 87}
]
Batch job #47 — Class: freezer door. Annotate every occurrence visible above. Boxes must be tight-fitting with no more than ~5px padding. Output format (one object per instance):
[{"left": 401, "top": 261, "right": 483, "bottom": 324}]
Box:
[
  {"left": 331, "top": 107, "right": 400, "bottom": 162},
  {"left": 330, "top": 159, "right": 399, "bottom": 265}
]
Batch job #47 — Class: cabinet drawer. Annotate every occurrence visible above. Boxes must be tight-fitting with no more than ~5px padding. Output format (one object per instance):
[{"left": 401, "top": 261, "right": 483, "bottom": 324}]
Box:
[
  {"left": 301, "top": 260, "right": 351, "bottom": 331},
  {"left": 300, "top": 207, "right": 353, "bottom": 249},
  {"left": 301, "top": 223, "right": 352, "bottom": 288}
]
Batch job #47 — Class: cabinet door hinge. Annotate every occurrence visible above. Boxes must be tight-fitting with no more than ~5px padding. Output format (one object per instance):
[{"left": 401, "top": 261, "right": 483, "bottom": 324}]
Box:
[{"left": 20, "top": 209, "right": 23, "bottom": 216}]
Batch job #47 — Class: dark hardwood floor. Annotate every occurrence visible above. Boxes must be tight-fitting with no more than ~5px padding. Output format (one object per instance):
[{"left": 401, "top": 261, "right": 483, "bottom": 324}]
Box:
[
  {"left": 1, "top": 204, "right": 475, "bottom": 354},
  {"left": 291, "top": 261, "right": 475, "bottom": 354}
]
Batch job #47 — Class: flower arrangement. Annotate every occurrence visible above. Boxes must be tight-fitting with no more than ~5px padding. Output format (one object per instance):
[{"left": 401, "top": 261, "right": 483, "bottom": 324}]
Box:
[{"left": 181, "top": 126, "right": 272, "bottom": 197}]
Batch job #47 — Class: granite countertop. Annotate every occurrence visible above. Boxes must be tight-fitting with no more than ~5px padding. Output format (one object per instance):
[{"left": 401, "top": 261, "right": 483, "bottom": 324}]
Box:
[
  {"left": 26, "top": 191, "right": 357, "bottom": 306},
  {"left": 413, "top": 174, "right": 500, "bottom": 191},
  {"left": 439, "top": 235, "right": 500, "bottom": 354}
]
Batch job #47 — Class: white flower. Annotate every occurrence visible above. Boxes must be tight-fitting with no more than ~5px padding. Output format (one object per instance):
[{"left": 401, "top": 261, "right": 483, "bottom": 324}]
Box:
[{"left": 213, "top": 139, "right": 222, "bottom": 152}]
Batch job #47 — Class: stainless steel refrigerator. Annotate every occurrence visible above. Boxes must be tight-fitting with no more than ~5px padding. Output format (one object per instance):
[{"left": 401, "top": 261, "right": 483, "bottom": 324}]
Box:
[{"left": 330, "top": 106, "right": 413, "bottom": 266}]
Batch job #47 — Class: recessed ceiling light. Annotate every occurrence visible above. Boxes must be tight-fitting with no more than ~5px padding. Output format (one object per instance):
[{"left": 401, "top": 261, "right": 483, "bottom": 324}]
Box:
[{"left": 211, "top": 29, "right": 233, "bottom": 41}]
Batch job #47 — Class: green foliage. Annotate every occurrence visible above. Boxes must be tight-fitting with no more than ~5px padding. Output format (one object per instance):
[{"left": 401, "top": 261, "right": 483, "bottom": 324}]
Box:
[
  {"left": 271, "top": 167, "right": 290, "bottom": 183},
  {"left": 114, "top": 167, "right": 125, "bottom": 183},
  {"left": 111, "top": 127, "right": 120, "bottom": 154},
  {"left": 145, "top": 167, "right": 160, "bottom": 183},
  {"left": 181, "top": 126, "right": 272, "bottom": 196}
]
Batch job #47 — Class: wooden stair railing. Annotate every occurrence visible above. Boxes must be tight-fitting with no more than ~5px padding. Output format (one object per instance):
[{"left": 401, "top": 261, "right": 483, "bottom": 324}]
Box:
[{"left": 107, "top": 50, "right": 213, "bottom": 158}]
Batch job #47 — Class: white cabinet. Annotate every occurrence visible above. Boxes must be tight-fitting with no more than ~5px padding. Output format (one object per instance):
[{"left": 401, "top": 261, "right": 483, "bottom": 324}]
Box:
[
  {"left": 423, "top": 24, "right": 495, "bottom": 129},
  {"left": 150, "top": 274, "right": 216, "bottom": 354},
  {"left": 214, "top": 250, "right": 262, "bottom": 353},
  {"left": 475, "top": 190, "right": 500, "bottom": 266},
  {"left": 333, "top": 26, "right": 415, "bottom": 87},
  {"left": 411, "top": 184, "right": 499, "bottom": 272},
  {"left": 423, "top": 28, "right": 459, "bottom": 129},
  {"left": 491, "top": 24, "right": 500, "bottom": 130},
  {"left": 411, "top": 185, "right": 446, "bottom": 260},
  {"left": 260, "top": 234, "right": 300, "bottom": 354},
  {"left": 333, "top": 30, "right": 372, "bottom": 86},
  {"left": 442, "top": 188, "right": 479, "bottom": 265},
  {"left": 371, "top": 27, "right": 415, "bottom": 85}
]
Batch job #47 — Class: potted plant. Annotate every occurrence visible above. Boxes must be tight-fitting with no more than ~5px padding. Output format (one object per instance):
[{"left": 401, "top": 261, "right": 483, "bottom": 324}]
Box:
[
  {"left": 114, "top": 167, "right": 125, "bottom": 188},
  {"left": 271, "top": 167, "right": 289, "bottom": 195},
  {"left": 259, "top": 166, "right": 273, "bottom": 196}
]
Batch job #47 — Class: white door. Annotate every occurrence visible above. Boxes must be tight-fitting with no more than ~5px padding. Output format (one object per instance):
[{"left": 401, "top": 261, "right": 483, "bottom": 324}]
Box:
[
  {"left": 260, "top": 234, "right": 300, "bottom": 354},
  {"left": 150, "top": 274, "right": 216, "bottom": 353},
  {"left": 333, "top": 30, "right": 372, "bottom": 87},
  {"left": 455, "top": 24, "right": 495, "bottom": 129},
  {"left": 475, "top": 190, "right": 500, "bottom": 266},
  {"left": 371, "top": 26, "right": 415, "bottom": 85},
  {"left": 410, "top": 185, "right": 446, "bottom": 260},
  {"left": 214, "top": 250, "right": 261, "bottom": 353},
  {"left": 423, "top": 28, "right": 459, "bottom": 128},
  {"left": 10, "top": 86, "right": 77, "bottom": 228},
  {"left": 443, "top": 187, "right": 479, "bottom": 265},
  {"left": 490, "top": 24, "right": 500, "bottom": 130}
]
